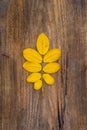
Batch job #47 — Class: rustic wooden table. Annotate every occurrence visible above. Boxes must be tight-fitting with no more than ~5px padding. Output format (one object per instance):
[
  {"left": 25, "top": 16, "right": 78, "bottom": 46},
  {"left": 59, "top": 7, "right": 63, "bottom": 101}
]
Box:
[{"left": 0, "top": 0, "right": 87, "bottom": 130}]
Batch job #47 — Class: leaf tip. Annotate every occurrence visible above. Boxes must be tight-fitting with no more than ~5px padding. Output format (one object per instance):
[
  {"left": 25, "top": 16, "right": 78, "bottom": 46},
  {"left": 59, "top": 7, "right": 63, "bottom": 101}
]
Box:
[{"left": 36, "top": 33, "right": 50, "bottom": 55}]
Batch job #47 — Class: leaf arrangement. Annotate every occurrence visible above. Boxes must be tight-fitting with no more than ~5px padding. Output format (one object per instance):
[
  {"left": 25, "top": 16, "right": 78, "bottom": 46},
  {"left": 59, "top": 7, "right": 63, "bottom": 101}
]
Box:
[{"left": 23, "top": 33, "right": 61, "bottom": 91}]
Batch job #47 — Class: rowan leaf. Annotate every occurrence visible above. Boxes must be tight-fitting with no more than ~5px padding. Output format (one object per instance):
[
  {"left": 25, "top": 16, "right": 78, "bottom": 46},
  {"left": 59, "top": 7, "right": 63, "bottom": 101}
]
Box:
[
  {"left": 23, "top": 48, "right": 42, "bottom": 63},
  {"left": 23, "top": 62, "right": 42, "bottom": 72},
  {"left": 43, "top": 63, "right": 60, "bottom": 73},
  {"left": 43, "top": 74, "right": 54, "bottom": 85},
  {"left": 43, "top": 48, "right": 61, "bottom": 63},
  {"left": 36, "top": 33, "right": 50, "bottom": 55},
  {"left": 27, "top": 73, "right": 41, "bottom": 82}
]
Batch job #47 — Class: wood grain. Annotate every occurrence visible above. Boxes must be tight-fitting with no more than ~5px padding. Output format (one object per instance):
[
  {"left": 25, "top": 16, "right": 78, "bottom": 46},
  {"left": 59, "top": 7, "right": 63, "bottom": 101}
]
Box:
[{"left": 0, "top": 0, "right": 87, "bottom": 130}]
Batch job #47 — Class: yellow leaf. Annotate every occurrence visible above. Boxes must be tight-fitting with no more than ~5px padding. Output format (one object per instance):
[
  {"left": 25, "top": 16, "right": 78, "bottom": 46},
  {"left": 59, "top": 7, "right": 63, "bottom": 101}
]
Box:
[
  {"left": 23, "top": 48, "right": 42, "bottom": 63},
  {"left": 36, "top": 33, "right": 50, "bottom": 55},
  {"left": 43, "top": 63, "right": 60, "bottom": 73},
  {"left": 34, "top": 80, "right": 42, "bottom": 90},
  {"left": 43, "top": 48, "right": 61, "bottom": 63},
  {"left": 27, "top": 73, "right": 41, "bottom": 82},
  {"left": 23, "top": 62, "right": 42, "bottom": 72},
  {"left": 43, "top": 74, "right": 54, "bottom": 85}
]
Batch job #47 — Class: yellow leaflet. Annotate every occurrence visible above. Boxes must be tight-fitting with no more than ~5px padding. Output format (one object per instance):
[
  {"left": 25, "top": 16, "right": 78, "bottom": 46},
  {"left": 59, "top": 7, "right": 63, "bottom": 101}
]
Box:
[
  {"left": 27, "top": 73, "right": 41, "bottom": 82},
  {"left": 43, "top": 63, "right": 60, "bottom": 73},
  {"left": 23, "top": 62, "right": 42, "bottom": 72},
  {"left": 23, "top": 48, "right": 42, "bottom": 63},
  {"left": 36, "top": 33, "right": 50, "bottom": 55},
  {"left": 44, "top": 48, "right": 61, "bottom": 63},
  {"left": 34, "top": 80, "right": 42, "bottom": 90},
  {"left": 43, "top": 74, "right": 54, "bottom": 85}
]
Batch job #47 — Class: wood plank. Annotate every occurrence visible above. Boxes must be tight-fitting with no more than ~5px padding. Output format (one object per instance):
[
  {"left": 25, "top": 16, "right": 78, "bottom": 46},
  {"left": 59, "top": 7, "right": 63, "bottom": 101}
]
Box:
[{"left": 0, "top": 0, "right": 87, "bottom": 130}]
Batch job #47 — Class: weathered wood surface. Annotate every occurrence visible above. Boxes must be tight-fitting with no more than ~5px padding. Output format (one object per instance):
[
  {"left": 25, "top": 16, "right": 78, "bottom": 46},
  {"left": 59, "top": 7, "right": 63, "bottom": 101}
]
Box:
[{"left": 0, "top": 0, "right": 87, "bottom": 130}]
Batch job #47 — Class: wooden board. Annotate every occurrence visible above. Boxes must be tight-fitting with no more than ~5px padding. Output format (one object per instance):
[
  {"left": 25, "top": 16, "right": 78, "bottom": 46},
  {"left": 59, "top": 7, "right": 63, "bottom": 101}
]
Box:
[{"left": 0, "top": 0, "right": 87, "bottom": 130}]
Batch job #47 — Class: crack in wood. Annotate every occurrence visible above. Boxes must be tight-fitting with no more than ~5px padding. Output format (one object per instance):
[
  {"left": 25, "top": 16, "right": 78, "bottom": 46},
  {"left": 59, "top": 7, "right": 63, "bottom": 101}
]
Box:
[{"left": 1, "top": 54, "right": 9, "bottom": 58}]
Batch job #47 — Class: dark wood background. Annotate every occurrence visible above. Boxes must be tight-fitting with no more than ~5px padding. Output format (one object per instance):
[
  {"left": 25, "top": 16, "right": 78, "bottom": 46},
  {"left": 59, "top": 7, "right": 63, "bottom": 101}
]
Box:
[{"left": 0, "top": 0, "right": 87, "bottom": 130}]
